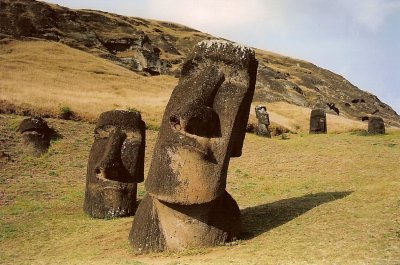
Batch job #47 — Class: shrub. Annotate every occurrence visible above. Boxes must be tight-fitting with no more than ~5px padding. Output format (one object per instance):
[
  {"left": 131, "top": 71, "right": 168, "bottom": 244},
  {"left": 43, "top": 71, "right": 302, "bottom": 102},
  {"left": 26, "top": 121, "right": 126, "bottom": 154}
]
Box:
[
  {"left": 126, "top": 107, "right": 141, "bottom": 114},
  {"left": 59, "top": 105, "right": 72, "bottom": 120}
]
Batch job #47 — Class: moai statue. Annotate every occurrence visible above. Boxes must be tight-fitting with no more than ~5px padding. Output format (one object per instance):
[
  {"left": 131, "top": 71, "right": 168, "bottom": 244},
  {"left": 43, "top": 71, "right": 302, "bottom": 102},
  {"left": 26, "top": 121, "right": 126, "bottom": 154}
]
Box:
[
  {"left": 255, "top": 105, "right": 271, "bottom": 138},
  {"left": 84, "top": 110, "right": 145, "bottom": 219},
  {"left": 368, "top": 116, "right": 385, "bottom": 134},
  {"left": 17, "top": 117, "right": 51, "bottom": 157},
  {"left": 310, "top": 109, "right": 327, "bottom": 134},
  {"left": 129, "top": 40, "right": 258, "bottom": 252}
]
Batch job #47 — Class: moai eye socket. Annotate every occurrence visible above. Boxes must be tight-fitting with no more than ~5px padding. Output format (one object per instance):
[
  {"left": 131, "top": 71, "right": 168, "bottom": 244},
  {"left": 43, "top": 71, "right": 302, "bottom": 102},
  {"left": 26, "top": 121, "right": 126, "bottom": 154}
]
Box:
[
  {"left": 169, "top": 115, "right": 182, "bottom": 131},
  {"left": 94, "top": 125, "right": 117, "bottom": 139},
  {"left": 170, "top": 108, "right": 221, "bottom": 138},
  {"left": 185, "top": 109, "right": 221, "bottom": 138}
]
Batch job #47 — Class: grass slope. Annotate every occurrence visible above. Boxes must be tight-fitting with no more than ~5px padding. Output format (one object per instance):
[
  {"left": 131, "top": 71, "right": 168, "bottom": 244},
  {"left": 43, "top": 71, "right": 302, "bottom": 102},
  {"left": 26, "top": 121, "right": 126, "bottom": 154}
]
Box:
[
  {"left": 1, "top": 114, "right": 399, "bottom": 264},
  {"left": 2, "top": 39, "right": 397, "bottom": 134},
  {"left": 0, "top": 39, "right": 177, "bottom": 127}
]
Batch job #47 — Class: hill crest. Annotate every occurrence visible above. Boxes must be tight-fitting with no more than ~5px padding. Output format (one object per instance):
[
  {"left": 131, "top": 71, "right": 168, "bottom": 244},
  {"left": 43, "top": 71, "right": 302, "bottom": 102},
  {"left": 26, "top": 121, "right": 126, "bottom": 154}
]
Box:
[{"left": 0, "top": 0, "right": 399, "bottom": 127}]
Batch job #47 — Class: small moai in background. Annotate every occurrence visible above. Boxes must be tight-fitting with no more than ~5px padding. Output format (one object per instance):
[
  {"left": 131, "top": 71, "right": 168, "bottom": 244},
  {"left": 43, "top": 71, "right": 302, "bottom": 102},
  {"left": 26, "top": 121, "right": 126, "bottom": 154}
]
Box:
[
  {"left": 129, "top": 39, "right": 258, "bottom": 252},
  {"left": 17, "top": 117, "right": 51, "bottom": 157},
  {"left": 84, "top": 110, "right": 145, "bottom": 219},
  {"left": 368, "top": 116, "right": 385, "bottom": 134},
  {"left": 255, "top": 105, "right": 271, "bottom": 138},
  {"left": 310, "top": 109, "right": 327, "bottom": 134}
]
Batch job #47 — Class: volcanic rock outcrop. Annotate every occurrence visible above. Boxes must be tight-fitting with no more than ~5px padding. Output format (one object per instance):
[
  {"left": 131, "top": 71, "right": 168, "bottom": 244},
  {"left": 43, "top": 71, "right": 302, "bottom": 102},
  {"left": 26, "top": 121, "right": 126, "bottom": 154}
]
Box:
[
  {"left": 84, "top": 110, "right": 145, "bottom": 219},
  {"left": 310, "top": 109, "right": 327, "bottom": 134},
  {"left": 255, "top": 105, "right": 271, "bottom": 138},
  {"left": 17, "top": 116, "right": 51, "bottom": 156},
  {"left": 129, "top": 40, "right": 258, "bottom": 252}
]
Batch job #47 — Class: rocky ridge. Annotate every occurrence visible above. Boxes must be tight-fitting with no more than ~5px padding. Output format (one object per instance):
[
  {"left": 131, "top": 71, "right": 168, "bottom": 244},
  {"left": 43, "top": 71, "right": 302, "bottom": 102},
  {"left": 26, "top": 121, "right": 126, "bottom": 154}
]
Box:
[{"left": 0, "top": 0, "right": 399, "bottom": 126}]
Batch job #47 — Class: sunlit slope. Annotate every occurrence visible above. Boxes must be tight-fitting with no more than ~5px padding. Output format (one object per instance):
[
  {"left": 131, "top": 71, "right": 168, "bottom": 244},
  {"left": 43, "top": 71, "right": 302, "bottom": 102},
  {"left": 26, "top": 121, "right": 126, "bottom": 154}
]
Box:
[
  {"left": 0, "top": 39, "right": 177, "bottom": 125},
  {"left": 1, "top": 0, "right": 400, "bottom": 126},
  {"left": 3, "top": 40, "right": 393, "bottom": 133},
  {"left": 1, "top": 115, "right": 399, "bottom": 264}
]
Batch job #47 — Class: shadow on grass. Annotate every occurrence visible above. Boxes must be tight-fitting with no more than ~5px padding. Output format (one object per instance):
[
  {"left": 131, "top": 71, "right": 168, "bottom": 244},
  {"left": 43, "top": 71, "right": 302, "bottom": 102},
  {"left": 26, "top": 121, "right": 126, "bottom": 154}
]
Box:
[{"left": 240, "top": 191, "right": 352, "bottom": 239}]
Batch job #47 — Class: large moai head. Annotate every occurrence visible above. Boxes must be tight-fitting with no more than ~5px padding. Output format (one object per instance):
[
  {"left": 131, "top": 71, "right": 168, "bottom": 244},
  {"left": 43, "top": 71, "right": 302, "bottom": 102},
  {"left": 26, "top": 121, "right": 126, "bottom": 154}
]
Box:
[
  {"left": 130, "top": 39, "right": 258, "bottom": 252},
  {"left": 84, "top": 110, "right": 145, "bottom": 218},
  {"left": 368, "top": 116, "right": 385, "bottom": 134},
  {"left": 145, "top": 40, "right": 258, "bottom": 205},
  {"left": 310, "top": 109, "right": 327, "bottom": 134},
  {"left": 17, "top": 117, "right": 51, "bottom": 157}
]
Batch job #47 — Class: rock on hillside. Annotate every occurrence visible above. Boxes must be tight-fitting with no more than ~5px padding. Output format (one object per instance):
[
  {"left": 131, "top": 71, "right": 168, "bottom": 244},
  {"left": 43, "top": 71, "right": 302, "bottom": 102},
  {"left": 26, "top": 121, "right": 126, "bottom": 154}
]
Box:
[{"left": 1, "top": 0, "right": 399, "bottom": 126}]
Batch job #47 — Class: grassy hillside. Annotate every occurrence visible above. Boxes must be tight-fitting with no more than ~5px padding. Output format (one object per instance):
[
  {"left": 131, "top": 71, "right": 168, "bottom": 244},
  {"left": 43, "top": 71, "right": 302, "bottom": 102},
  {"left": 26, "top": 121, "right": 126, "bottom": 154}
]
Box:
[
  {"left": 1, "top": 0, "right": 400, "bottom": 126},
  {"left": 0, "top": 40, "right": 177, "bottom": 126},
  {"left": 3, "top": 39, "right": 398, "bottom": 134},
  {"left": 1, "top": 114, "right": 399, "bottom": 264}
]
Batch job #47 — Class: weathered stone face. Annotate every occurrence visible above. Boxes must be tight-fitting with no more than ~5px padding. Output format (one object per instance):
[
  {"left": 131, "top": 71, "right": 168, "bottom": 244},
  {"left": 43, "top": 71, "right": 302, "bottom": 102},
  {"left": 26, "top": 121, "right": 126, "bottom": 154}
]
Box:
[
  {"left": 368, "top": 116, "right": 385, "bottom": 134},
  {"left": 18, "top": 117, "right": 51, "bottom": 157},
  {"left": 84, "top": 110, "right": 145, "bottom": 218},
  {"left": 255, "top": 105, "right": 271, "bottom": 137},
  {"left": 310, "top": 109, "right": 327, "bottom": 134},
  {"left": 145, "top": 40, "right": 258, "bottom": 205},
  {"left": 130, "top": 40, "right": 257, "bottom": 252}
]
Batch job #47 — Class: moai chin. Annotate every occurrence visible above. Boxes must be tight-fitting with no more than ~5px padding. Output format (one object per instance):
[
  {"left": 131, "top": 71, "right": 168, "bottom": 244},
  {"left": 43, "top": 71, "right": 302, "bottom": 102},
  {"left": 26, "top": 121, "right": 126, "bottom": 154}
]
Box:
[
  {"left": 17, "top": 117, "right": 51, "bottom": 157},
  {"left": 368, "top": 116, "right": 385, "bottom": 134},
  {"left": 255, "top": 105, "right": 271, "bottom": 138},
  {"left": 84, "top": 110, "right": 145, "bottom": 219},
  {"left": 310, "top": 109, "right": 327, "bottom": 134},
  {"left": 129, "top": 39, "right": 258, "bottom": 252}
]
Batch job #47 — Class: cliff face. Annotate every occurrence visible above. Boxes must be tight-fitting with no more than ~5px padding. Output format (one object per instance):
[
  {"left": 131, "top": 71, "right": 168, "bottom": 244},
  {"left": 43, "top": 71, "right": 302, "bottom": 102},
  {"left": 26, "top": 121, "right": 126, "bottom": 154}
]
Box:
[{"left": 1, "top": 0, "right": 399, "bottom": 126}]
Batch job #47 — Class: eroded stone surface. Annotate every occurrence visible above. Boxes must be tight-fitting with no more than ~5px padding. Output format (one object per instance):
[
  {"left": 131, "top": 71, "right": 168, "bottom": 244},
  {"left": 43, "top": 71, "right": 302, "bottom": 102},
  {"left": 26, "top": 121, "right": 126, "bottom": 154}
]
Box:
[
  {"left": 145, "top": 40, "right": 258, "bottom": 205},
  {"left": 368, "top": 116, "right": 385, "bottom": 134},
  {"left": 129, "top": 192, "right": 240, "bottom": 252},
  {"left": 130, "top": 39, "right": 257, "bottom": 251},
  {"left": 84, "top": 110, "right": 145, "bottom": 218},
  {"left": 17, "top": 116, "right": 51, "bottom": 157},
  {"left": 310, "top": 109, "right": 327, "bottom": 134}
]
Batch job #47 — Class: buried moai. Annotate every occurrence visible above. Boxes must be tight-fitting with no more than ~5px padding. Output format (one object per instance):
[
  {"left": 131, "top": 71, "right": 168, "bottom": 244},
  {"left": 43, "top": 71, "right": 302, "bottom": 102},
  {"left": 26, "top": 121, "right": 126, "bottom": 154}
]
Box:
[
  {"left": 255, "top": 105, "right": 271, "bottom": 137},
  {"left": 17, "top": 117, "right": 52, "bottom": 157},
  {"left": 129, "top": 40, "right": 258, "bottom": 252},
  {"left": 368, "top": 116, "right": 385, "bottom": 134},
  {"left": 310, "top": 109, "right": 327, "bottom": 134},
  {"left": 84, "top": 110, "right": 145, "bottom": 219}
]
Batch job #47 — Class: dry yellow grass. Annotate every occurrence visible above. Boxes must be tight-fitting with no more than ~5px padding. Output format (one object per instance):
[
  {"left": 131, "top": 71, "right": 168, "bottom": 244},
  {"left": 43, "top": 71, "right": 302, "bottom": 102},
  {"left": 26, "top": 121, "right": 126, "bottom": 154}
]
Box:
[
  {"left": 1, "top": 39, "right": 397, "bottom": 134},
  {"left": 0, "top": 39, "right": 177, "bottom": 125},
  {"left": 250, "top": 101, "right": 368, "bottom": 133},
  {"left": 1, "top": 114, "right": 399, "bottom": 264}
]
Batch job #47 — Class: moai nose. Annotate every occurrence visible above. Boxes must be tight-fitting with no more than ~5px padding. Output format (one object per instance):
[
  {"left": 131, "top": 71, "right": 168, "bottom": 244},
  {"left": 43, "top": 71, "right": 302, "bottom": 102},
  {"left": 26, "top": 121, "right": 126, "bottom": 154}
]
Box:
[
  {"left": 169, "top": 106, "right": 221, "bottom": 138},
  {"left": 96, "top": 129, "right": 126, "bottom": 180}
]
